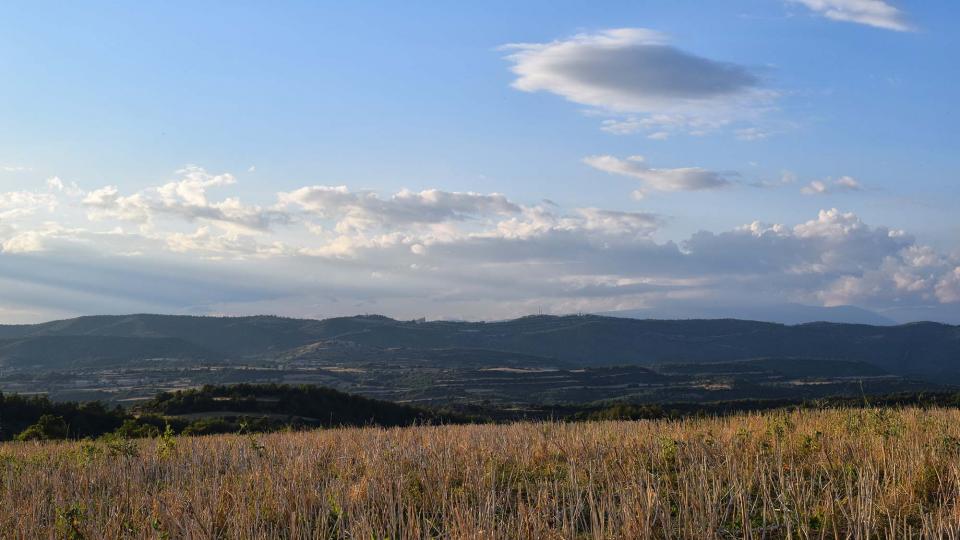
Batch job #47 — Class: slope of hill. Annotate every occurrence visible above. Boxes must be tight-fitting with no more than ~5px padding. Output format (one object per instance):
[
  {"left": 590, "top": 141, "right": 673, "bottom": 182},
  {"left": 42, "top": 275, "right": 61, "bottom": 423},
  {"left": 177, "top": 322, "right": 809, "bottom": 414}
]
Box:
[
  {"left": 0, "top": 335, "right": 221, "bottom": 369},
  {"left": 0, "top": 314, "right": 322, "bottom": 357}
]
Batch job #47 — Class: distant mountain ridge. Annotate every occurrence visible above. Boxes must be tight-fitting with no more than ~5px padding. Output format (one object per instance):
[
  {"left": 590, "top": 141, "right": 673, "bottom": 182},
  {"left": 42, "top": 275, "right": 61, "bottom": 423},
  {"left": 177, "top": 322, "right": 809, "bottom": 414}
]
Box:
[
  {"left": 602, "top": 303, "right": 896, "bottom": 326},
  {"left": 1, "top": 313, "right": 959, "bottom": 382}
]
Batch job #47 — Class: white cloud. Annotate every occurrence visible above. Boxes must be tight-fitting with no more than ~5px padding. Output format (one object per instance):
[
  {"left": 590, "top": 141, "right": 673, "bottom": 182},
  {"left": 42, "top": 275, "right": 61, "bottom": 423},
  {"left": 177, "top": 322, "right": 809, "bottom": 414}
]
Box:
[
  {"left": 790, "top": 0, "right": 913, "bottom": 31},
  {"left": 801, "top": 180, "right": 829, "bottom": 195},
  {"left": 484, "top": 206, "right": 660, "bottom": 242},
  {"left": 165, "top": 226, "right": 291, "bottom": 259},
  {"left": 935, "top": 268, "right": 960, "bottom": 304},
  {"left": 403, "top": 206, "right": 959, "bottom": 319},
  {"left": 503, "top": 28, "right": 759, "bottom": 112},
  {"left": 835, "top": 176, "right": 862, "bottom": 190},
  {"left": 503, "top": 28, "right": 774, "bottom": 137},
  {"left": 0, "top": 191, "right": 58, "bottom": 220},
  {"left": 279, "top": 185, "right": 521, "bottom": 233},
  {"left": 583, "top": 155, "right": 732, "bottom": 198},
  {"left": 1, "top": 230, "right": 46, "bottom": 253},
  {"left": 574, "top": 208, "right": 661, "bottom": 236},
  {"left": 83, "top": 165, "right": 289, "bottom": 232},
  {"left": 45, "top": 176, "right": 82, "bottom": 196},
  {"left": 0, "top": 223, "right": 96, "bottom": 254},
  {"left": 801, "top": 175, "right": 863, "bottom": 195}
]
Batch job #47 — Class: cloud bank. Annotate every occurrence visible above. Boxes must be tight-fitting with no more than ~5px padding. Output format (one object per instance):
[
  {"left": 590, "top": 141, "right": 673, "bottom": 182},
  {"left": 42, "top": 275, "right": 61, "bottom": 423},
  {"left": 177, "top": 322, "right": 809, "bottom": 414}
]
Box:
[{"left": 0, "top": 166, "right": 958, "bottom": 324}]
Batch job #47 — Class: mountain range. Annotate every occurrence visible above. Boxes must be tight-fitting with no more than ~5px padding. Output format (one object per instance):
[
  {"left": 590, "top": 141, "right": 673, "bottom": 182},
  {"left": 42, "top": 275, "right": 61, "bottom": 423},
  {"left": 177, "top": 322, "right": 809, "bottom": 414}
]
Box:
[{"left": 1, "top": 313, "right": 959, "bottom": 383}]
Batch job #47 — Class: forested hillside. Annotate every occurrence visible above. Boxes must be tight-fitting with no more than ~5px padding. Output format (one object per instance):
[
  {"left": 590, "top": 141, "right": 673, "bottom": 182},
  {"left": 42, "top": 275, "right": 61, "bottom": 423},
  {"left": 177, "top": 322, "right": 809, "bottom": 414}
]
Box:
[{"left": 2, "top": 314, "right": 958, "bottom": 381}]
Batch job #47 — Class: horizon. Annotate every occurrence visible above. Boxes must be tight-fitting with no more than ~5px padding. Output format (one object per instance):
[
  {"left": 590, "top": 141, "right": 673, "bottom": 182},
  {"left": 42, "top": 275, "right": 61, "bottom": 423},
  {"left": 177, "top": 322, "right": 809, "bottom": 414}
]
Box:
[
  {"left": 2, "top": 307, "right": 955, "bottom": 328},
  {"left": 2, "top": 1, "right": 959, "bottom": 325}
]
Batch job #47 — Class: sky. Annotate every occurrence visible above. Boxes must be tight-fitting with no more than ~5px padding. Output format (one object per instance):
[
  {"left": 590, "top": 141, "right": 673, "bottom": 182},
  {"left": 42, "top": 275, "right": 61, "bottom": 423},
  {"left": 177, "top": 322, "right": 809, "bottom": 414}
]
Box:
[{"left": 1, "top": 0, "right": 958, "bottom": 324}]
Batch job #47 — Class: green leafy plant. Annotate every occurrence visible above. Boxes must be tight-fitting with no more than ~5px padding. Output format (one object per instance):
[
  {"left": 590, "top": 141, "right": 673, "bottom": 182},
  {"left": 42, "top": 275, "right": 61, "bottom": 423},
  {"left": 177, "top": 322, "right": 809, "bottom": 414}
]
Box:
[{"left": 156, "top": 424, "right": 176, "bottom": 460}]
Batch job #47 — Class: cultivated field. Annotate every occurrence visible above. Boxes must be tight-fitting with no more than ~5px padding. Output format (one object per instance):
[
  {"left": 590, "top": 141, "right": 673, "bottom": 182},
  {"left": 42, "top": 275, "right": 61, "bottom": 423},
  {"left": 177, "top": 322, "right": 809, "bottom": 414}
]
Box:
[{"left": 3, "top": 408, "right": 960, "bottom": 539}]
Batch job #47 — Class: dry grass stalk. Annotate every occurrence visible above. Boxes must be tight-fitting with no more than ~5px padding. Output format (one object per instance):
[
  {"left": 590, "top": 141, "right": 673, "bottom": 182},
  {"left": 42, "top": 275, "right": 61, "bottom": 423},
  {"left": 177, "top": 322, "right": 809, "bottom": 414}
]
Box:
[{"left": 2, "top": 407, "right": 960, "bottom": 538}]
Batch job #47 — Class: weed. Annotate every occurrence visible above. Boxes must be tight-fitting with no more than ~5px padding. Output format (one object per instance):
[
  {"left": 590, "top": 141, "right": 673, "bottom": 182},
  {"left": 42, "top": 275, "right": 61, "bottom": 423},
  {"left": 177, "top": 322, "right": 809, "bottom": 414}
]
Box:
[
  {"left": 101, "top": 433, "right": 139, "bottom": 458},
  {"left": 55, "top": 503, "right": 86, "bottom": 540},
  {"left": 156, "top": 424, "right": 176, "bottom": 460}
]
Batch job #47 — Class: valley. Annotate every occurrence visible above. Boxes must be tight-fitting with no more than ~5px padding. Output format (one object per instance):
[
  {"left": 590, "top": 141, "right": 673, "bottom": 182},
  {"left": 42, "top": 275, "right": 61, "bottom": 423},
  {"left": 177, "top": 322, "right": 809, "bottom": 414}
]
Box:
[{"left": 2, "top": 313, "right": 956, "bottom": 405}]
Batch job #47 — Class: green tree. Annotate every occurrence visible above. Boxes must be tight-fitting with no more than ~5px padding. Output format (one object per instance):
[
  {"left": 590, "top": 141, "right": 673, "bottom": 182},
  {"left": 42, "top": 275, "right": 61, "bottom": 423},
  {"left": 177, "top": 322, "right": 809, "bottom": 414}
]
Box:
[{"left": 16, "top": 414, "right": 69, "bottom": 441}]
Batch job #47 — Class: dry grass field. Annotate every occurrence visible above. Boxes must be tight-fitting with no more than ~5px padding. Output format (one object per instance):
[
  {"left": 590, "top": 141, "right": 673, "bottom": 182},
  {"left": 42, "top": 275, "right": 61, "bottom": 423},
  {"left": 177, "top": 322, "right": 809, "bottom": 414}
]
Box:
[{"left": 3, "top": 408, "right": 960, "bottom": 539}]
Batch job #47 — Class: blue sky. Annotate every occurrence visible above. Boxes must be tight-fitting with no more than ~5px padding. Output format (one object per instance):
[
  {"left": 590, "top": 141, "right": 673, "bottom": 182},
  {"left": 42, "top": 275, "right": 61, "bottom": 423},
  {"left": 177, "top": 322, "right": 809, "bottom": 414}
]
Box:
[{"left": 1, "top": 1, "right": 958, "bottom": 324}]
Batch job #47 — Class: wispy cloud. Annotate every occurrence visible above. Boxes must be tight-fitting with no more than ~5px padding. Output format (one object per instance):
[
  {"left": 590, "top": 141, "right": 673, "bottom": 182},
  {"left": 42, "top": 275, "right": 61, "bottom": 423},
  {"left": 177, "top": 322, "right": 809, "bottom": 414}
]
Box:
[
  {"left": 583, "top": 155, "right": 732, "bottom": 198},
  {"left": 278, "top": 186, "right": 520, "bottom": 234},
  {"left": 789, "top": 0, "right": 913, "bottom": 31},
  {"left": 801, "top": 176, "right": 863, "bottom": 195}
]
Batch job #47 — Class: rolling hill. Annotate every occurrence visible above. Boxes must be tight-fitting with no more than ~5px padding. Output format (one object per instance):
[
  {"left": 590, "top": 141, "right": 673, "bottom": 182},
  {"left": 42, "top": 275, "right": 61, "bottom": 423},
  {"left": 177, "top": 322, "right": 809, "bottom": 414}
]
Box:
[{"left": 1, "top": 314, "right": 959, "bottom": 381}]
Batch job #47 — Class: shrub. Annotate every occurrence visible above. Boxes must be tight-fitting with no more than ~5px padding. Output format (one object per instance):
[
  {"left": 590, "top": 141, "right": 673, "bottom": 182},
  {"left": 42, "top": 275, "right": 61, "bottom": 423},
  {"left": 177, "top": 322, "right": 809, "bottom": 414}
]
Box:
[{"left": 16, "top": 414, "right": 68, "bottom": 441}]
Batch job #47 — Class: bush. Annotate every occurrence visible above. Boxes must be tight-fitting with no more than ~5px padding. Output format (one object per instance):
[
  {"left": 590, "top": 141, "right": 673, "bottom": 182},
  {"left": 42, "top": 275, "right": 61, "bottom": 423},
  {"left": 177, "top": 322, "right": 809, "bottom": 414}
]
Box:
[
  {"left": 16, "top": 414, "right": 69, "bottom": 441},
  {"left": 113, "top": 419, "right": 160, "bottom": 439}
]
